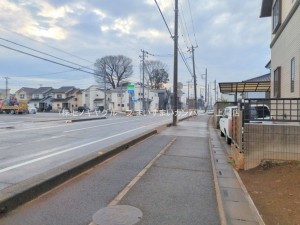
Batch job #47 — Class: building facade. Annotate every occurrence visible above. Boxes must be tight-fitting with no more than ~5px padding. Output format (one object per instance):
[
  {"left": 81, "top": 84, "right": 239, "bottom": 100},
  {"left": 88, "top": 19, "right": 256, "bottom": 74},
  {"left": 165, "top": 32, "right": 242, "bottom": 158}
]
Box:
[
  {"left": 51, "top": 86, "right": 82, "bottom": 112},
  {"left": 260, "top": 0, "right": 300, "bottom": 98}
]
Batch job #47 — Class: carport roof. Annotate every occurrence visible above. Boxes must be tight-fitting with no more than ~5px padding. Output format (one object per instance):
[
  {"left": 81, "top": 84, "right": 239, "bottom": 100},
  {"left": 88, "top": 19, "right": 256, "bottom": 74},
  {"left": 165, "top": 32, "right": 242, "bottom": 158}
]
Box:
[{"left": 219, "top": 81, "right": 270, "bottom": 93}]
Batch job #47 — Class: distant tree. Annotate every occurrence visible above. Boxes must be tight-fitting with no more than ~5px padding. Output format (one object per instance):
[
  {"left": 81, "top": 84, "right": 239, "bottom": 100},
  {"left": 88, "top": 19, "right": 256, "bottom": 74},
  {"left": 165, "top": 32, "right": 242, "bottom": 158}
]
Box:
[
  {"left": 144, "top": 60, "right": 169, "bottom": 89},
  {"left": 94, "top": 55, "right": 133, "bottom": 89}
]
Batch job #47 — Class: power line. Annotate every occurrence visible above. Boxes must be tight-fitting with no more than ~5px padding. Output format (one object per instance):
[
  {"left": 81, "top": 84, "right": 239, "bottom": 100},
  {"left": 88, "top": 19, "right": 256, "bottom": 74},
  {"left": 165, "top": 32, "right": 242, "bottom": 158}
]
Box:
[
  {"left": 179, "top": 3, "right": 192, "bottom": 47},
  {"left": 153, "top": 0, "right": 193, "bottom": 77},
  {"left": 0, "top": 27, "right": 94, "bottom": 64},
  {"left": 0, "top": 37, "right": 95, "bottom": 72},
  {"left": 153, "top": 0, "right": 173, "bottom": 38},
  {"left": 187, "top": 0, "right": 198, "bottom": 46},
  {"left": 0, "top": 43, "right": 98, "bottom": 76}
]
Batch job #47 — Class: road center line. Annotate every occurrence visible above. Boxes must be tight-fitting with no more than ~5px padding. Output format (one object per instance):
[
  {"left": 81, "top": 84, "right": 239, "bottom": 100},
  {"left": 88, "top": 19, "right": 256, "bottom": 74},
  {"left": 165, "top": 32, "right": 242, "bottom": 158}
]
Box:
[{"left": 63, "top": 119, "right": 144, "bottom": 133}]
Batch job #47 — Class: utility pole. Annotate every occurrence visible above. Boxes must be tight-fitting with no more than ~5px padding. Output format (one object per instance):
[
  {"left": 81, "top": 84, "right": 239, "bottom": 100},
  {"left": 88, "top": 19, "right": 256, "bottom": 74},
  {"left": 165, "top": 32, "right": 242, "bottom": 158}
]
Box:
[
  {"left": 187, "top": 80, "right": 191, "bottom": 111},
  {"left": 141, "top": 49, "right": 146, "bottom": 111},
  {"left": 140, "top": 49, "right": 153, "bottom": 112},
  {"left": 214, "top": 80, "right": 217, "bottom": 104},
  {"left": 189, "top": 45, "right": 198, "bottom": 112},
  {"left": 173, "top": 0, "right": 179, "bottom": 126},
  {"left": 204, "top": 68, "right": 207, "bottom": 112},
  {"left": 3, "top": 77, "right": 10, "bottom": 98}
]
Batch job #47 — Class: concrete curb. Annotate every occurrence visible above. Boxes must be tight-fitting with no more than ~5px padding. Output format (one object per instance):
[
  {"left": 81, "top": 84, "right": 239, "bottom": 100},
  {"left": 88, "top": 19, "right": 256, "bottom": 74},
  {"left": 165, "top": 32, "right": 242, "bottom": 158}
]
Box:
[
  {"left": 208, "top": 117, "right": 227, "bottom": 225},
  {"left": 232, "top": 170, "right": 266, "bottom": 225},
  {"left": 67, "top": 116, "right": 107, "bottom": 123}
]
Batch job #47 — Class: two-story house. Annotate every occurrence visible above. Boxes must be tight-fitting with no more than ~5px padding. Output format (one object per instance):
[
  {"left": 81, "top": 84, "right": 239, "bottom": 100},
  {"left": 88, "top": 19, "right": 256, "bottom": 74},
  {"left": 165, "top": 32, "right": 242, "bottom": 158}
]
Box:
[
  {"left": 28, "top": 87, "right": 53, "bottom": 111},
  {"left": 108, "top": 87, "right": 130, "bottom": 112},
  {"left": 260, "top": 0, "right": 300, "bottom": 98},
  {"left": 15, "top": 87, "right": 37, "bottom": 102},
  {"left": 51, "top": 86, "right": 82, "bottom": 112},
  {"left": 82, "top": 85, "right": 106, "bottom": 111}
]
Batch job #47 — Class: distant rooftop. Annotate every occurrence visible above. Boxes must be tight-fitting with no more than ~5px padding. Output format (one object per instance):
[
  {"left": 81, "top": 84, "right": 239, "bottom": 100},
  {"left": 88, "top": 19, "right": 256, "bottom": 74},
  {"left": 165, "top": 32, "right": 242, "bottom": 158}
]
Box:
[{"left": 243, "top": 73, "right": 271, "bottom": 82}]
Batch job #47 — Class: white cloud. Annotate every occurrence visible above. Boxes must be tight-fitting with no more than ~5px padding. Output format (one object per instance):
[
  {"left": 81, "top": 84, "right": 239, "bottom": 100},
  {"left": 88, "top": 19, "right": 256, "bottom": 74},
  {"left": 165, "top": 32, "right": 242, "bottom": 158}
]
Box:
[
  {"left": 101, "top": 17, "right": 135, "bottom": 35},
  {"left": 214, "top": 13, "right": 231, "bottom": 25},
  {"left": 93, "top": 9, "right": 107, "bottom": 20}
]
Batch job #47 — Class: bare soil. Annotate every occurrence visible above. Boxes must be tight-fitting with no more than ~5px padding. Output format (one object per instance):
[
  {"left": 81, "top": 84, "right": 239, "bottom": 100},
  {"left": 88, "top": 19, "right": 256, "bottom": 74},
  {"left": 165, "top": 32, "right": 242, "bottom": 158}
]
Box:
[{"left": 239, "top": 161, "right": 300, "bottom": 225}]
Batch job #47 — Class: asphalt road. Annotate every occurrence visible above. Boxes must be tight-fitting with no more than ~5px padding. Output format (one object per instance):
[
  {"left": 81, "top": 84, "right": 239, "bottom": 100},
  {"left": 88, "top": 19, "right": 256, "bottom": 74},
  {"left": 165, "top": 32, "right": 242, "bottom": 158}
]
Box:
[{"left": 0, "top": 112, "right": 182, "bottom": 191}]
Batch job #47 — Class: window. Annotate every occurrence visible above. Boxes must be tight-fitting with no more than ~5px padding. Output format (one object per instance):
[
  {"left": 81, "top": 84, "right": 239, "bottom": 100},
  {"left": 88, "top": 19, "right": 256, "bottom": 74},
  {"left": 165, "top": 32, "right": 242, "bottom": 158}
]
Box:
[
  {"left": 274, "top": 67, "right": 281, "bottom": 98},
  {"left": 273, "top": 0, "right": 281, "bottom": 32},
  {"left": 34, "top": 94, "right": 39, "bottom": 99},
  {"left": 291, "top": 57, "right": 295, "bottom": 93},
  {"left": 20, "top": 94, "right": 24, "bottom": 99},
  {"left": 57, "top": 94, "right": 62, "bottom": 99}
]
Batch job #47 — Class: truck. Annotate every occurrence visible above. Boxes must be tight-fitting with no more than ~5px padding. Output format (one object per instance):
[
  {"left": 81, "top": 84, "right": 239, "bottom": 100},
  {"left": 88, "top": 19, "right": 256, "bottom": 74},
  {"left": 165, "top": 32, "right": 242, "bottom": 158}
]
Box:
[
  {"left": 0, "top": 99, "right": 29, "bottom": 114},
  {"left": 219, "top": 104, "right": 271, "bottom": 145},
  {"left": 219, "top": 106, "right": 238, "bottom": 145}
]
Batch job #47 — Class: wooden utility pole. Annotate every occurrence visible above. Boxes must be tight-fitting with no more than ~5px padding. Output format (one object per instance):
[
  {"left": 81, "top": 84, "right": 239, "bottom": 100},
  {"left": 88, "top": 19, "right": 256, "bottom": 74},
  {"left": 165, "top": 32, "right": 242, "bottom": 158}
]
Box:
[
  {"left": 190, "top": 46, "right": 197, "bottom": 112},
  {"left": 173, "top": 0, "right": 179, "bottom": 126}
]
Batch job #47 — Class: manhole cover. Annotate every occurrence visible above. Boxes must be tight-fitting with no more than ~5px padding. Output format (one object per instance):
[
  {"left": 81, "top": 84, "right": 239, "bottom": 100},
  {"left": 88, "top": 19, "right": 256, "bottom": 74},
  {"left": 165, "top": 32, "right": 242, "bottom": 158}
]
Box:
[{"left": 92, "top": 205, "right": 142, "bottom": 225}]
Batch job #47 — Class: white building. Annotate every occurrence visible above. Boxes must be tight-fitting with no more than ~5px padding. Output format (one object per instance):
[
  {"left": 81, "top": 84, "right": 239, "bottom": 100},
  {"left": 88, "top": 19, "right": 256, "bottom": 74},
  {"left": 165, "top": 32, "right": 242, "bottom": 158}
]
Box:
[
  {"left": 82, "top": 85, "right": 106, "bottom": 110},
  {"left": 107, "top": 84, "right": 159, "bottom": 112}
]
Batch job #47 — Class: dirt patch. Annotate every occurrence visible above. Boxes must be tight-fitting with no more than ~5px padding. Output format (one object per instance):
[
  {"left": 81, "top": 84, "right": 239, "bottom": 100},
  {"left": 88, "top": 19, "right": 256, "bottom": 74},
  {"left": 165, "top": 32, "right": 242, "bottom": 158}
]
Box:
[{"left": 239, "top": 161, "right": 300, "bottom": 225}]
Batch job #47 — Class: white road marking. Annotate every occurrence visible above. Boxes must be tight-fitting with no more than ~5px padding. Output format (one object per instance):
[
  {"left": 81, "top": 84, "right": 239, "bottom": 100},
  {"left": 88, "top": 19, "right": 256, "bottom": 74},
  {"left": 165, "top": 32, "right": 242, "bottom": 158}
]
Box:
[
  {"left": 0, "top": 121, "right": 21, "bottom": 125},
  {"left": 63, "top": 119, "right": 144, "bottom": 133},
  {"left": 0, "top": 126, "right": 147, "bottom": 174}
]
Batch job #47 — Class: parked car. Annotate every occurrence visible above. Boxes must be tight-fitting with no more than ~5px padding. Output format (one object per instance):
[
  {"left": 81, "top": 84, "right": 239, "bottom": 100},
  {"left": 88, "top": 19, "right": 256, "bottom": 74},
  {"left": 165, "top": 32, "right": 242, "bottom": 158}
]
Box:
[
  {"left": 94, "top": 106, "right": 104, "bottom": 112},
  {"left": 29, "top": 107, "right": 37, "bottom": 114},
  {"left": 77, "top": 106, "right": 90, "bottom": 112}
]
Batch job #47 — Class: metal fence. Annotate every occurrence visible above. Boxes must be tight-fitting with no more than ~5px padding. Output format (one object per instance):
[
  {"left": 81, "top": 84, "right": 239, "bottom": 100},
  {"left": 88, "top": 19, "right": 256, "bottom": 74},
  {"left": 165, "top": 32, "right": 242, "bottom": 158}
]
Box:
[{"left": 243, "top": 98, "right": 300, "bottom": 123}]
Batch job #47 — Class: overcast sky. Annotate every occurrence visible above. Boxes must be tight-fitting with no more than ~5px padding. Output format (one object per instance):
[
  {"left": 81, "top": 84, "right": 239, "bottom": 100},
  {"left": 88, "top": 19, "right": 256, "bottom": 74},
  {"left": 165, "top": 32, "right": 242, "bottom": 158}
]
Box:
[{"left": 0, "top": 0, "right": 271, "bottom": 95}]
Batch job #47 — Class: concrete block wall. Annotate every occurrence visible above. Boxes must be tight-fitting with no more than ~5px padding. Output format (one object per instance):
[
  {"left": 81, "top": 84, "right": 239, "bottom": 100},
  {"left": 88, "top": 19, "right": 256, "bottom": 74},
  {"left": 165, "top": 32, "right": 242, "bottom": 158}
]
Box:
[{"left": 243, "top": 123, "right": 300, "bottom": 169}]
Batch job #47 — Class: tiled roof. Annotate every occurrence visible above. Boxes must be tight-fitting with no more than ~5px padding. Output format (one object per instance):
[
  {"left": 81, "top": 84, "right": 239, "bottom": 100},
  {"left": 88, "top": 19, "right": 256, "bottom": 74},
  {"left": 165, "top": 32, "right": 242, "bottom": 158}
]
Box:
[
  {"left": 243, "top": 73, "right": 271, "bottom": 82},
  {"left": 52, "top": 86, "right": 75, "bottom": 93},
  {"left": 16, "top": 87, "right": 37, "bottom": 94},
  {"left": 52, "top": 96, "right": 74, "bottom": 102},
  {"left": 32, "top": 87, "right": 53, "bottom": 94}
]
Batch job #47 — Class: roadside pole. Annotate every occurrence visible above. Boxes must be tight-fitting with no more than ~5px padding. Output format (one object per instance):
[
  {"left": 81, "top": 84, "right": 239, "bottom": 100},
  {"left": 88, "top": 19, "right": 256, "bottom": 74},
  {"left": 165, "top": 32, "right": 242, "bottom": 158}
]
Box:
[{"left": 172, "top": 0, "right": 178, "bottom": 126}]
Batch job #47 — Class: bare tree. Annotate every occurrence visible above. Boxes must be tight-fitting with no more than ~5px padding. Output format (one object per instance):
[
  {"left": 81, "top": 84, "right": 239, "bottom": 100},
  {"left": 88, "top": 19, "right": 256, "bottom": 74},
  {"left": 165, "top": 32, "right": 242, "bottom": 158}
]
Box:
[
  {"left": 94, "top": 55, "right": 133, "bottom": 89},
  {"left": 144, "top": 60, "right": 169, "bottom": 89}
]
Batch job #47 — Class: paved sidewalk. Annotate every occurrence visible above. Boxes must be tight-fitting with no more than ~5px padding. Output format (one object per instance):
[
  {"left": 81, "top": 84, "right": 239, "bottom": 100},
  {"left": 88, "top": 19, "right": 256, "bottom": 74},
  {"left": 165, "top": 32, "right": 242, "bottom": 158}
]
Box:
[
  {"left": 113, "top": 116, "right": 221, "bottom": 225},
  {"left": 92, "top": 115, "right": 265, "bottom": 225}
]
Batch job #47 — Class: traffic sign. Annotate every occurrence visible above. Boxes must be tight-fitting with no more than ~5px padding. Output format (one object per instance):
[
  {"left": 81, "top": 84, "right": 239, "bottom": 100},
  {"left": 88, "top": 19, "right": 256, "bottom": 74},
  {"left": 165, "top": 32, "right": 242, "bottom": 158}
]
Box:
[{"left": 127, "top": 84, "right": 135, "bottom": 90}]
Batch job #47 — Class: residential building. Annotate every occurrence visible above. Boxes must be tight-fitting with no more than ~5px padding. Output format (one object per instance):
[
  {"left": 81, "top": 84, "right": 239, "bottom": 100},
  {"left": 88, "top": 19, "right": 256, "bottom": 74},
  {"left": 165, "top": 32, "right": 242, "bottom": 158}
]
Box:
[
  {"left": 28, "top": 87, "right": 53, "bottom": 111},
  {"left": 260, "top": 0, "right": 300, "bottom": 98},
  {"left": 107, "top": 84, "right": 159, "bottom": 112},
  {"left": 108, "top": 87, "right": 130, "bottom": 112},
  {"left": 15, "top": 87, "right": 37, "bottom": 102},
  {"left": 82, "top": 85, "right": 107, "bottom": 110},
  {"left": 51, "top": 86, "right": 82, "bottom": 112}
]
